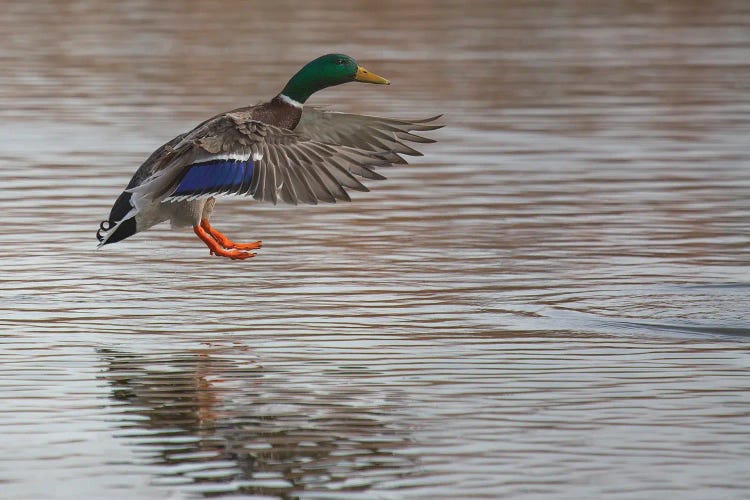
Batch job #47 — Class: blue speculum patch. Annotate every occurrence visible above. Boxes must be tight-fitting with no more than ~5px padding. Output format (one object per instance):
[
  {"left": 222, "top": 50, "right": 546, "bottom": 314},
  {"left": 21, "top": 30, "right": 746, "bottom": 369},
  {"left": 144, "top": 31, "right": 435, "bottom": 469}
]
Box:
[{"left": 171, "top": 159, "right": 255, "bottom": 197}]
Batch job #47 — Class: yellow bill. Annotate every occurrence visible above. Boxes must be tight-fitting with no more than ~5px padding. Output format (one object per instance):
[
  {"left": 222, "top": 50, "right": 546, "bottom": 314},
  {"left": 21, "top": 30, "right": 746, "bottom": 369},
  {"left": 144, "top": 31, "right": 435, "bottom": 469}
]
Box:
[{"left": 355, "top": 66, "right": 390, "bottom": 85}]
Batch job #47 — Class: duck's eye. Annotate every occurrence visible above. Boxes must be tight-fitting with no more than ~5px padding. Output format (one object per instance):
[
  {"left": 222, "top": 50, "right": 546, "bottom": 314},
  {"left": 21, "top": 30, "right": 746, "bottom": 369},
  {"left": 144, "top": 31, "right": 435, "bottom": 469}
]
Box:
[{"left": 336, "top": 59, "right": 345, "bottom": 65}]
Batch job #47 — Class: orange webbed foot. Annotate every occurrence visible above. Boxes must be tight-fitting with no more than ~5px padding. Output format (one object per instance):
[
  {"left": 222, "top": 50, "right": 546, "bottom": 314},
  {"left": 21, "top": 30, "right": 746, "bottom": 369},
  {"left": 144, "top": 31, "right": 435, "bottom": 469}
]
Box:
[
  {"left": 200, "top": 220, "right": 262, "bottom": 251},
  {"left": 194, "top": 223, "right": 258, "bottom": 260},
  {"left": 230, "top": 240, "right": 262, "bottom": 251},
  {"left": 208, "top": 247, "right": 255, "bottom": 260}
]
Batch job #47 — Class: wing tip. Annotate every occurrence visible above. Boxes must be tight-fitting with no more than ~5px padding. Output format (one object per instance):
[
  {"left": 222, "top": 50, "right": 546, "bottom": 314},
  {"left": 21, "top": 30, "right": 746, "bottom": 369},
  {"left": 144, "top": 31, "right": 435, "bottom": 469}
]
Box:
[{"left": 410, "top": 115, "right": 444, "bottom": 132}]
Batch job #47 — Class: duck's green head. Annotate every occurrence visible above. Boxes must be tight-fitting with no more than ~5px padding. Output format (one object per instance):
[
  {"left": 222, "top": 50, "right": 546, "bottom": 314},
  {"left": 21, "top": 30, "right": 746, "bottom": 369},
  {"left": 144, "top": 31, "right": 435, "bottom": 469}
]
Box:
[{"left": 280, "top": 53, "right": 390, "bottom": 104}]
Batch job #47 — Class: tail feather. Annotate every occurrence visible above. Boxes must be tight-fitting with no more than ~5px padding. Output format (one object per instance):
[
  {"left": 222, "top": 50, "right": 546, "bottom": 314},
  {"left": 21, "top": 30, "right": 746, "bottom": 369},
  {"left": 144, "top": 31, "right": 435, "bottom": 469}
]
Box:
[
  {"left": 97, "top": 191, "right": 137, "bottom": 246},
  {"left": 108, "top": 191, "right": 134, "bottom": 223},
  {"left": 97, "top": 216, "right": 137, "bottom": 246}
]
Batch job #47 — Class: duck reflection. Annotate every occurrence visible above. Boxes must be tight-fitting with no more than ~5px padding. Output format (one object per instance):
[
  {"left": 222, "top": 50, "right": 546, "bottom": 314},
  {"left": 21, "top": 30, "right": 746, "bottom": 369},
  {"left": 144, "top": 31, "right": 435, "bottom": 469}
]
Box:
[{"left": 98, "top": 344, "right": 415, "bottom": 497}]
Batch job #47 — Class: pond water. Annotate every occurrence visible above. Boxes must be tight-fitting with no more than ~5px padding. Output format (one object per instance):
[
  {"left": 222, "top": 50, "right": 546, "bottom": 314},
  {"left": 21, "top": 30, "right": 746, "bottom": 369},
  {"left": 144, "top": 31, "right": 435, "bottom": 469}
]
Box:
[{"left": 1, "top": 1, "right": 749, "bottom": 498}]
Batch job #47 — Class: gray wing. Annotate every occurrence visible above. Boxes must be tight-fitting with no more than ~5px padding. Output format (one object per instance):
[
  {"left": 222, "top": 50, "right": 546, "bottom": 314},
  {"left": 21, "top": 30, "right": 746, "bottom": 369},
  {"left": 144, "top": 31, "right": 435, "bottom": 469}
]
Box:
[
  {"left": 132, "top": 112, "right": 391, "bottom": 206},
  {"left": 131, "top": 109, "right": 442, "bottom": 207},
  {"left": 122, "top": 132, "right": 188, "bottom": 190},
  {"left": 294, "top": 107, "right": 443, "bottom": 165},
  {"left": 209, "top": 115, "right": 391, "bottom": 204}
]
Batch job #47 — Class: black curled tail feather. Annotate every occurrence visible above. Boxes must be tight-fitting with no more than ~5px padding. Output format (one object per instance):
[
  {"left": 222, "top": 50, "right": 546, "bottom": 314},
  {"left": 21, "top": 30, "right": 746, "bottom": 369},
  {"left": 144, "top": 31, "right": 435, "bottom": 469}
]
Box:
[
  {"left": 97, "top": 191, "right": 137, "bottom": 246},
  {"left": 99, "top": 217, "right": 137, "bottom": 245},
  {"left": 96, "top": 220, "right": 112, "bottom": 243}
]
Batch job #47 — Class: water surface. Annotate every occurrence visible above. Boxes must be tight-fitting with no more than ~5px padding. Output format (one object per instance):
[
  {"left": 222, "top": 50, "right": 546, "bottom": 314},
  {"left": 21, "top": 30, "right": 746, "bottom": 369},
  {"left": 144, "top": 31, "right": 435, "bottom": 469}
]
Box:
[{"left": 1, "top": 1, "right": 750, "bottom": 498}]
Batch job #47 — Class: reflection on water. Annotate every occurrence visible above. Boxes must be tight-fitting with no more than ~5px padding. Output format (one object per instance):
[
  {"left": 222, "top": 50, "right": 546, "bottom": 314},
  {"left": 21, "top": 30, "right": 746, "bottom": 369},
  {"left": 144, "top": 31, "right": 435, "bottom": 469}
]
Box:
[
  {"left": 1, "top": 0, "right": 750, "bottom": 498},
  {"left": 99, "top": 345, "right": 415, "bottom": 496}
]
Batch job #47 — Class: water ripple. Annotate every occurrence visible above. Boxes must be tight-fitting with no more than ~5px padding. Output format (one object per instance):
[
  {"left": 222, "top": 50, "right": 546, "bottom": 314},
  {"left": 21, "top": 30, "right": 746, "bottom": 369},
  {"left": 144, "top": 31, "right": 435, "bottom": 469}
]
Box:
[{"left": 2, "top": 0, "right": 750, "bottom": 498}]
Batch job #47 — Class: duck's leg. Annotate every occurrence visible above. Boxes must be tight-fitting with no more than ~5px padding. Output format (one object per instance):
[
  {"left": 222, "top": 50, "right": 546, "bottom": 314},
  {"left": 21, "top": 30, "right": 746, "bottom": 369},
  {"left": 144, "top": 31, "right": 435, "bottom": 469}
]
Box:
[
  {"left": 193, "top": 224, "right": 254, "bottom": 260},
  {"left": 192, "top": 197, "right": 261, "bottom": 259},
  {"left": 200, "top": 219, "right": 263, "bottom": 251},
  {"left": 198, "top": 197, "right": 262, "bottom": 252}
]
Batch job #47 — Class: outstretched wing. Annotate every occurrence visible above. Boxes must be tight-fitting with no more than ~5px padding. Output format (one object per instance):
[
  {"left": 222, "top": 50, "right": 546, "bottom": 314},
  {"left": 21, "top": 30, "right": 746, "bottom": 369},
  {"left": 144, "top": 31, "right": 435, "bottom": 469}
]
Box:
[
  {"left": 130, "top": 109, "right": 442, "bottom": 208},
  {"left": 129, "top": 111, "right": 390, "bottom": 207},
  {"left": 295, "top": 107, "right": 443, "bottom": 165}
]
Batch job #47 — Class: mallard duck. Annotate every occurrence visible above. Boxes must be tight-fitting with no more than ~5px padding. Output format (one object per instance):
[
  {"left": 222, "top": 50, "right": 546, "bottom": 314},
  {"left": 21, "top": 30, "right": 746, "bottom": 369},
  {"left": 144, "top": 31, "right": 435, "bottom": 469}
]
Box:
[{"left": 96, "top": 54, "right": 442, "bottom": 259}]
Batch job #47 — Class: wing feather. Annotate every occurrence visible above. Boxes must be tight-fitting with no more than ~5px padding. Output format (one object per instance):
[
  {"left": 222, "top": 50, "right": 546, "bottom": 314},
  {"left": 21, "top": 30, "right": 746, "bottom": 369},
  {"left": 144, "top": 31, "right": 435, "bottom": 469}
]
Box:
[
  {"left": 129, "top": 109, "right": 440, "bottom": 207},
  {"left": 295, "top": 108, "right": 443, "bottom": 164}
]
